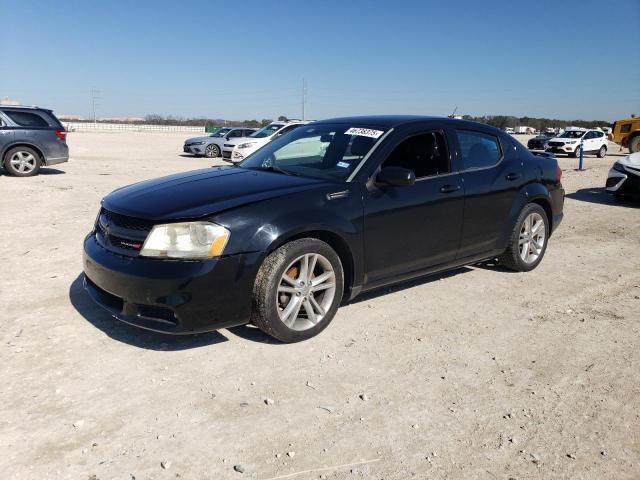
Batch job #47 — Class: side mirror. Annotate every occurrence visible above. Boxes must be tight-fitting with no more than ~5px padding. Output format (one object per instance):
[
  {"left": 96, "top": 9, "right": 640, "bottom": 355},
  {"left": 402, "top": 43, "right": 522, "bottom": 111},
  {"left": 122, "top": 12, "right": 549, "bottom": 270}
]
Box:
[{"left": 376, "top": 166, "right": 415, "bottom": 187}]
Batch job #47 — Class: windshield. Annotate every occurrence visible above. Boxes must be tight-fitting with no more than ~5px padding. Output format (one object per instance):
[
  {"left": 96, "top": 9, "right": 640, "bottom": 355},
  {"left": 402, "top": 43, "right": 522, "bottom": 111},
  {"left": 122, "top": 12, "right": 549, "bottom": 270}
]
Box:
[
  {"left": 249, "top": 123, "right": 285, "bottom": 138},
  {"left": 239, "top": 123, "right": 387, "bottom": 181},
  {"left": 559, "top": 130, "right": 585, "bottom": 139},
  {"left": 210, "top": 128, "right": 231, "bottom": 137}
]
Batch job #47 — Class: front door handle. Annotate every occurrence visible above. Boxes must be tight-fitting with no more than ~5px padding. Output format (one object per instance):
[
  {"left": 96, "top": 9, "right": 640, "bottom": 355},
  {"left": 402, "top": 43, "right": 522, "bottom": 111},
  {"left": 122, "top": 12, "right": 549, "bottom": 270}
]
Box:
[
  {"left": 440, "top": 184, "right": 461, "bottom": 194},
  {"left": 506, "top": 173, "right": 522, "bottom": 181}
]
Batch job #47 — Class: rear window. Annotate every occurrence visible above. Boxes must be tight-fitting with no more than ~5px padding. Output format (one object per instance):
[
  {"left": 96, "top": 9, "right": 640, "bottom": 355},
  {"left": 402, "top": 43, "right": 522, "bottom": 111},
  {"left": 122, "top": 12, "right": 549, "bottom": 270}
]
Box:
[
  {"left": 3, "top": 110, "right": 50, "bottom": 128},
  {"left": 455, "top": 130, "right": 502, "bottom": 170}
]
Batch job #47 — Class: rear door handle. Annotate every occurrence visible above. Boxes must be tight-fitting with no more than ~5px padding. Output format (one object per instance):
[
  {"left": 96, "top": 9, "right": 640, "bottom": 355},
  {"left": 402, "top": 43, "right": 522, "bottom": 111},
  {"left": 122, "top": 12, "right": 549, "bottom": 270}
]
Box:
[
  {"left": 506, "top": 173, "right": 522, "bottom": 181},
  {"left": 440, "top": 184, "right": 461, "bottom": 194}
]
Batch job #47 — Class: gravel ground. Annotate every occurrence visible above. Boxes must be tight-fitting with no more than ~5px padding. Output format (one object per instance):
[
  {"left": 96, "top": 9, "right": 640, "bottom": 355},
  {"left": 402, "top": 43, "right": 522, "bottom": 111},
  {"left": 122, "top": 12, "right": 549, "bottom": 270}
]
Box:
[{"left": 1, "top": 131, "right": 638, "bottom": 479}]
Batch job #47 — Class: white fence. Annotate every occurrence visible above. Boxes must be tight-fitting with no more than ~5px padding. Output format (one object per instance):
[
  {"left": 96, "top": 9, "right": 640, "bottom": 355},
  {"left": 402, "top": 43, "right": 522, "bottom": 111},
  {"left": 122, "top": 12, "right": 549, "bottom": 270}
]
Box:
[{"left": 63, "top": 122, "right": 205, "bottom": 133}]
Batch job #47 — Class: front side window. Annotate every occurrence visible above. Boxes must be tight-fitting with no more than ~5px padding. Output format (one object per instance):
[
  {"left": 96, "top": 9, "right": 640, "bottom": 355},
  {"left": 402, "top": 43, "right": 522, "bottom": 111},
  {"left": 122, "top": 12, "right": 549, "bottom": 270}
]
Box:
[
  {"left": 620, "top": 124, "right": 632, "bottom": 133},
  {"left": 239, "top": 123, "right": 386, "bottom": 181},
  {"left": 382, "top": 131, "right": 449, "bottom": 178},
  {"left": 455, "top": 130, "right": 502, "bottom": 170},
  {"left": 3, "top": 110, "right": 49, "bottom": 127},
  {"left": 228, "top": 129, "right": 243, "bottom": 138}
]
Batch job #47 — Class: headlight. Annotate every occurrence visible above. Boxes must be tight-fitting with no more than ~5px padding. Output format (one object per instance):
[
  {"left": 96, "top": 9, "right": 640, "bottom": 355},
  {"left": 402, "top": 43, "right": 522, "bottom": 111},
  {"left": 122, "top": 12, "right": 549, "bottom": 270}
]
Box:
[
  {"left": 238, "top": 142, "right": 256, "bottom": 149},
  {"left": 140, "top": 221, "right": 230, "bottom": 259},
  {"left": 190, "top": 141, "right": 206, "bottom": 145}
]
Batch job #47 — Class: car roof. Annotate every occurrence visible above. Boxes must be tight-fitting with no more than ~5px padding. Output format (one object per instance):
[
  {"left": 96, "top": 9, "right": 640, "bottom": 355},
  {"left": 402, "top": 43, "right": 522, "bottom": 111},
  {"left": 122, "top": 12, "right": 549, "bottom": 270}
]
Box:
[
  {"left": 314, "top": 115, "right": 504, "bottom": 132},
  {"left": 0, "top": 104, "right": 51, "bottom": 112}
]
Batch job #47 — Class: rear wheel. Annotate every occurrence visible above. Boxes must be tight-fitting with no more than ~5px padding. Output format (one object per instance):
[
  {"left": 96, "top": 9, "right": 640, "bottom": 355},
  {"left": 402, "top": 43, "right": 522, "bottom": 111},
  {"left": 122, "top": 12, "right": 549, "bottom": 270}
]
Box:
[
  {"left": 205, "top": 144, "right": 220, "bottom": 158},
  {"left": 597, "top": 145, "right": 607, "bottom": 158},
  {"left": 4, "top": 146, "right": 41, "bottom": 176},
  {"left": 498, "top": 203, "right": 549, "bottom": 272},
  {"left": 629, "top": 135, "right": 640, "bottom": 154},
  {"left": 251, "top": 238, "right": 344, "bottom": 343}
]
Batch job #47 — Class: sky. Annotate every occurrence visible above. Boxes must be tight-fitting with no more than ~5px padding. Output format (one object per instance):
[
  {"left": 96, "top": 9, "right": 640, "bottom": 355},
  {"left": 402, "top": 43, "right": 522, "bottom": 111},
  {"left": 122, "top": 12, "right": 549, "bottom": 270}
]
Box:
[{"left": 1, "top": 0, "right": 638, "bottom": 122}]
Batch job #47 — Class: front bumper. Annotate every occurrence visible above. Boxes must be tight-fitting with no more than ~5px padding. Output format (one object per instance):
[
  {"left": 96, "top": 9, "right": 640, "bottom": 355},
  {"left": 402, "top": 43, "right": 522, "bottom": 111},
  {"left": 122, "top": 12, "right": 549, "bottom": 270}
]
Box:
[
  {"left": 83, "top": 234, "right": 261, "bottom": 334},
  {"left": 183, "top": 144, "right": 204, "bottom": 155},
  {"left": 606, "top": 166, "right": 640, "bottom": 194},
  {"left": 547, "top": 144, "right": 578, "bottom": 154}
]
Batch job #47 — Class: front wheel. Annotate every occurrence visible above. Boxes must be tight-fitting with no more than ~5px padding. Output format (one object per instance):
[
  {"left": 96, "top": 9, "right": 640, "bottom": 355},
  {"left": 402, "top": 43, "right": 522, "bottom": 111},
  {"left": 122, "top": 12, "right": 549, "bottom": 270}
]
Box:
[
  {"left": 597, "top": 145, "right": 607, "bottom": 158},
  {"left": 498, "top": 203, "right": 549, "bottom": 272},
  {"left": 251, "top": 238, "right": 344, "bottom": 343},
  {"left": 205, "top": 144, "right": 220, "bottom": 158}
]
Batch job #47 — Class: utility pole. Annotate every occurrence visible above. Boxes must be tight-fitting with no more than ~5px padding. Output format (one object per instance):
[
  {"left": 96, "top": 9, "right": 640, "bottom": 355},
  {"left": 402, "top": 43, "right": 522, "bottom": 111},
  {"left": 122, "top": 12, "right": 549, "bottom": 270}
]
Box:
[
  {"left": 90, "top": 87, "right": 101, "bottom": 123},
  {"left": 301, "top": 78, "right": 307, "bottom": 120}
]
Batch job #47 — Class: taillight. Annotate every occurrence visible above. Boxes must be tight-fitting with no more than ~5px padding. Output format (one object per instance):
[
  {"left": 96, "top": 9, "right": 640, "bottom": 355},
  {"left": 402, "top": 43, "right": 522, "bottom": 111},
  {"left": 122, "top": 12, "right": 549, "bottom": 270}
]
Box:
[
  {"left": 54, "top": 130, "right": 66, "bottom": 141},
  {"left": 556, "top": 165, "right": 563, "bottom": 182}
]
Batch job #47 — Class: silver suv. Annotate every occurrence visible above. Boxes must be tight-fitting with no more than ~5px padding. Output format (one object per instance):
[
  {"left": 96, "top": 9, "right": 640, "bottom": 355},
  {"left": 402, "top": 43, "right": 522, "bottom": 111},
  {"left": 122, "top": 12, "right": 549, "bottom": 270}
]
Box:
[{"left": 0, "top": 106, "right": 69, "bottom": 176}]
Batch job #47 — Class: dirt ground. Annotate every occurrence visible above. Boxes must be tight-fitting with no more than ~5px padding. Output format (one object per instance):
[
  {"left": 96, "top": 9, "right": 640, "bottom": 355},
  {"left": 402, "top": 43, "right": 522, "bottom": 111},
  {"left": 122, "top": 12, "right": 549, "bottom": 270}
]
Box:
[{"left": 1, "top": 131, "right": 638, "bottom": 480}]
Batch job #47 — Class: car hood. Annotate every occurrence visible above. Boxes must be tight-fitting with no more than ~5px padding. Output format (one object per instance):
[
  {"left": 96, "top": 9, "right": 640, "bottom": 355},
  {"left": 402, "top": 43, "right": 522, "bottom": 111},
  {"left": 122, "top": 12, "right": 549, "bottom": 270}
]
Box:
[
  {"left": 185, "top": 136, "right": 212, "bottom": 144},
  {"left": 102, "top": 166, "right": 330, "bottom": 220},
  {"left": 549, "top": 137, "right": 580, "bottom": 143},
  {"left": 226, "top": 136, "right": 268, "bottom": 147}
]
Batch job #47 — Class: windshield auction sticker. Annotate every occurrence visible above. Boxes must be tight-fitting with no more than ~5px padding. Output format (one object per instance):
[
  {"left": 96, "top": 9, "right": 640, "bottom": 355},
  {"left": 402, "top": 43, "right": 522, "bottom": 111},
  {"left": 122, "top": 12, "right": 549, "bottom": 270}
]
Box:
[{"left": 345, "top": 127, "right": 384, "bottom": 139}]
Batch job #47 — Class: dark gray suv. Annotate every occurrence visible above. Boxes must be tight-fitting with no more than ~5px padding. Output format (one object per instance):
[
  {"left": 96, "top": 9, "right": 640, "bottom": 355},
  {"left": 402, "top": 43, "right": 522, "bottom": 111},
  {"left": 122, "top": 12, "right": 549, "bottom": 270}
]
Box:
[{"left": 0, "top": 106, "right": 69, "bottom": 176}]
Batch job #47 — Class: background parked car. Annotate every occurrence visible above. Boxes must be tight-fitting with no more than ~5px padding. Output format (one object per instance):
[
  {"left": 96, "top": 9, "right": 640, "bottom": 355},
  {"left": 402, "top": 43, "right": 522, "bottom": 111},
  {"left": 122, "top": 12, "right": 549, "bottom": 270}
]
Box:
[
  {"left": 609, "top": 117, "right": 640, "bottom": 153},
  {"left": 527, "top": 131, "right": 556, "bottom": 150},
  {"left": 222, "top": 120, "right": 310, "bottom": 162},
  {"left": 0, "top": 105, "right": 68, "bottom": 176},
  {"left": 183, "top": 127, "right": 256, "bottom": 158},
  {"left": 546, "top": 128, "right": 608, "bottom": 157}
]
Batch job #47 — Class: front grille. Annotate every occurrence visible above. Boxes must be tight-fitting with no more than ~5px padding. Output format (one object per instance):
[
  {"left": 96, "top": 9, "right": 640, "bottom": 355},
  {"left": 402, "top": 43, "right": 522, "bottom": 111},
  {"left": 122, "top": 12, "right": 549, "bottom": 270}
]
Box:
[
  {"left": 96, "top": 208, "right": 153, "bottom": 255},
  {"left": 548, "top": 141, "right": 564, "bottom": 147},
  {"left": 222, "top": 151, "right": 232, "bottom": 159}
]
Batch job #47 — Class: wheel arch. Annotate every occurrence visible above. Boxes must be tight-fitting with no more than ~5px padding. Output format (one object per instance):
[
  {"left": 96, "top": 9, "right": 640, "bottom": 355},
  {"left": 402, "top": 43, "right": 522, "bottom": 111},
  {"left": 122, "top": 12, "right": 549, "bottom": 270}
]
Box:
[
  {"left": 1, "top": 142, "right": 45, "bottom": 167},
  {"left": 265, "top": 228, "right": 356, "bottom": 302}
]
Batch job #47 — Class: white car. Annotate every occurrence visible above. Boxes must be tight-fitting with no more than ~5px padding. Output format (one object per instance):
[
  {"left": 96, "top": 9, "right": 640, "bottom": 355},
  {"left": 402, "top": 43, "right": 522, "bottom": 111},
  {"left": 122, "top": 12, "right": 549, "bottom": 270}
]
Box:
[
  {"left": 546, "top": 128, "right": 608, "bottom": 158},
  {"left": 606, "top": 151, "right": 640, "bottom": 198},
  {"left": 222, "top": 120, "right": 311, "bottom": 163}
]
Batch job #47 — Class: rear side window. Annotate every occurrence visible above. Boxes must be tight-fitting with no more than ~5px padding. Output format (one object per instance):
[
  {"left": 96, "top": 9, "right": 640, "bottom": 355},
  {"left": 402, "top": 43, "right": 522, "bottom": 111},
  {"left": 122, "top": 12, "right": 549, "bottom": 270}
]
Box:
[
  {"left": 3, "top": 110, "right": 49, "bottom": 127},
  {"left": 456, "top": 130, "right": 502, "bottom": 170}
]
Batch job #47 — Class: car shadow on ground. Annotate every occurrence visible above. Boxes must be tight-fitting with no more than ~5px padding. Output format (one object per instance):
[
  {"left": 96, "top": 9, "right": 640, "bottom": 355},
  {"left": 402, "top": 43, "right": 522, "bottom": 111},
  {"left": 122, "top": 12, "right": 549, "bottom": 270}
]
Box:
[
  {"left": 566, "top": 187, "right": 639, "bottom": 208},
  {"left": 68, "top": 275, "right": 229, "bottom": 350},
  {"left": 39, "top": 168, "right": 66, "bottom": 175}
]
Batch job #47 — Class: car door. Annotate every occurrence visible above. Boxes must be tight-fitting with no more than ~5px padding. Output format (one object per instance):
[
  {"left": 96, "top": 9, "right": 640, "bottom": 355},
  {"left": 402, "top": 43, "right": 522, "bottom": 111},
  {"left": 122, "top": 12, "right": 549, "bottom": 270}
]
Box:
[
  {"left": 0, "top": 113, "right": 14, "bottom": 154},
  {"left": 363, "top": 128, "right": 464, "bottom": 285},
  {"left": 455, "top": 129, "right": 524, "bottom": 259},
  {"left": 581, "top": 131, "right": 594, "bottom": 152}
]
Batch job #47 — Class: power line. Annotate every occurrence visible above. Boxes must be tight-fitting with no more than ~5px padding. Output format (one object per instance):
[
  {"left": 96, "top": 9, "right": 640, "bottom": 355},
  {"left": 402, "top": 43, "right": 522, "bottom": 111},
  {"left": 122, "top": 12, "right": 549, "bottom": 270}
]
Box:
[{"left": 301, "top": 78, "right": 307, "bottom": 120}]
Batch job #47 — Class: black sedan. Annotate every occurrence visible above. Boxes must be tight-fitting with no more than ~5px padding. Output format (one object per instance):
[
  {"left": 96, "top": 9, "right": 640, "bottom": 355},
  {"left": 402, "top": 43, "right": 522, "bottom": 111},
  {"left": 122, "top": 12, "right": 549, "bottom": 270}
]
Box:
[
  {"left": 83, "top": 116, "right": 564, "bottom": 343},
  {"left": 527, "top": 132, "right": 556, "bottom": 150}
]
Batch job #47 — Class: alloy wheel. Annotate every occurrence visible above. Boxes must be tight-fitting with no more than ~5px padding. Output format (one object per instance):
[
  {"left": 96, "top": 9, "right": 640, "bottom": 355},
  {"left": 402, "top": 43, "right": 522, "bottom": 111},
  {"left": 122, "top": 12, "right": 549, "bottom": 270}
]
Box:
[
  {"left": 518, "top": 212, "right": 546, "bottom": 264},
  {"left": 276, "top": 253, "right": 336, "bottom": 331},
  {"left": 10, "top": 151, "right": 37, "bottom": 173}
]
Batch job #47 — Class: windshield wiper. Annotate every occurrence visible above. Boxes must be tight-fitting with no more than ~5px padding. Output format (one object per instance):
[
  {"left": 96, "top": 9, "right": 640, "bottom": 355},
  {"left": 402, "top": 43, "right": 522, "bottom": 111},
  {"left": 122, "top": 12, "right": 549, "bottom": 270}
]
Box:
[{"left": 261, "top": 165, "right": 301, "bottom": 176}]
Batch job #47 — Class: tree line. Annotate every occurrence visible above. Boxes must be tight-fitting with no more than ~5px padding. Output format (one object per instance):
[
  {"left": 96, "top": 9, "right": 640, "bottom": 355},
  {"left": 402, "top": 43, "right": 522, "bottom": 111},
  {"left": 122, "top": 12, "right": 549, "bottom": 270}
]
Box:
[{"left": 461, "top": 115, "right": 612, "bottom": 130}]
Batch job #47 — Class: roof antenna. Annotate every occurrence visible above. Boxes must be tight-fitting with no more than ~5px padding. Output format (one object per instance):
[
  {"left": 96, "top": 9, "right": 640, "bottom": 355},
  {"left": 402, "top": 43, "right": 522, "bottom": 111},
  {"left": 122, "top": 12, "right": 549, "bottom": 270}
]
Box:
[{"left": 448, "top": 106, "right": 458, "bottom": 118}]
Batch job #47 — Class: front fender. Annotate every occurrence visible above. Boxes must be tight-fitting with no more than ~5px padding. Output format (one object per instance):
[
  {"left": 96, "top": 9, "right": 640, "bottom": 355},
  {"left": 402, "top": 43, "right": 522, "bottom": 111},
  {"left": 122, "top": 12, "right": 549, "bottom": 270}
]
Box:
[{"left": 212, "top": 185, "right": 365, "bottom": 295}]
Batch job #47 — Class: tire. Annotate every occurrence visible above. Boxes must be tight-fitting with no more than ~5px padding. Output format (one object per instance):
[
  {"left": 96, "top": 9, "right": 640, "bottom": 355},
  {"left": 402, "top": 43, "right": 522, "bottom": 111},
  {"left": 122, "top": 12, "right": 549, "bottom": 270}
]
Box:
[
  {"left": 597, "top": 145, "right": 607, "bottom": 158},
  {"left": 629, "top": 135, "right": 640, "bottom": 154},
  {"left": 3, "top": 146, "right": 41, "bottom": 177},
  {"left": 570, "top": 147, "right": 580, "bottom": 158},
  {"left": 204, "top": 144, "right": 220, "bottom": 158},
  {"left": 251, "top": 238, "right": 344, "bottom": 343},
  {"left": 497, "top": 203, "right": 549, "bottom": 272}
]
